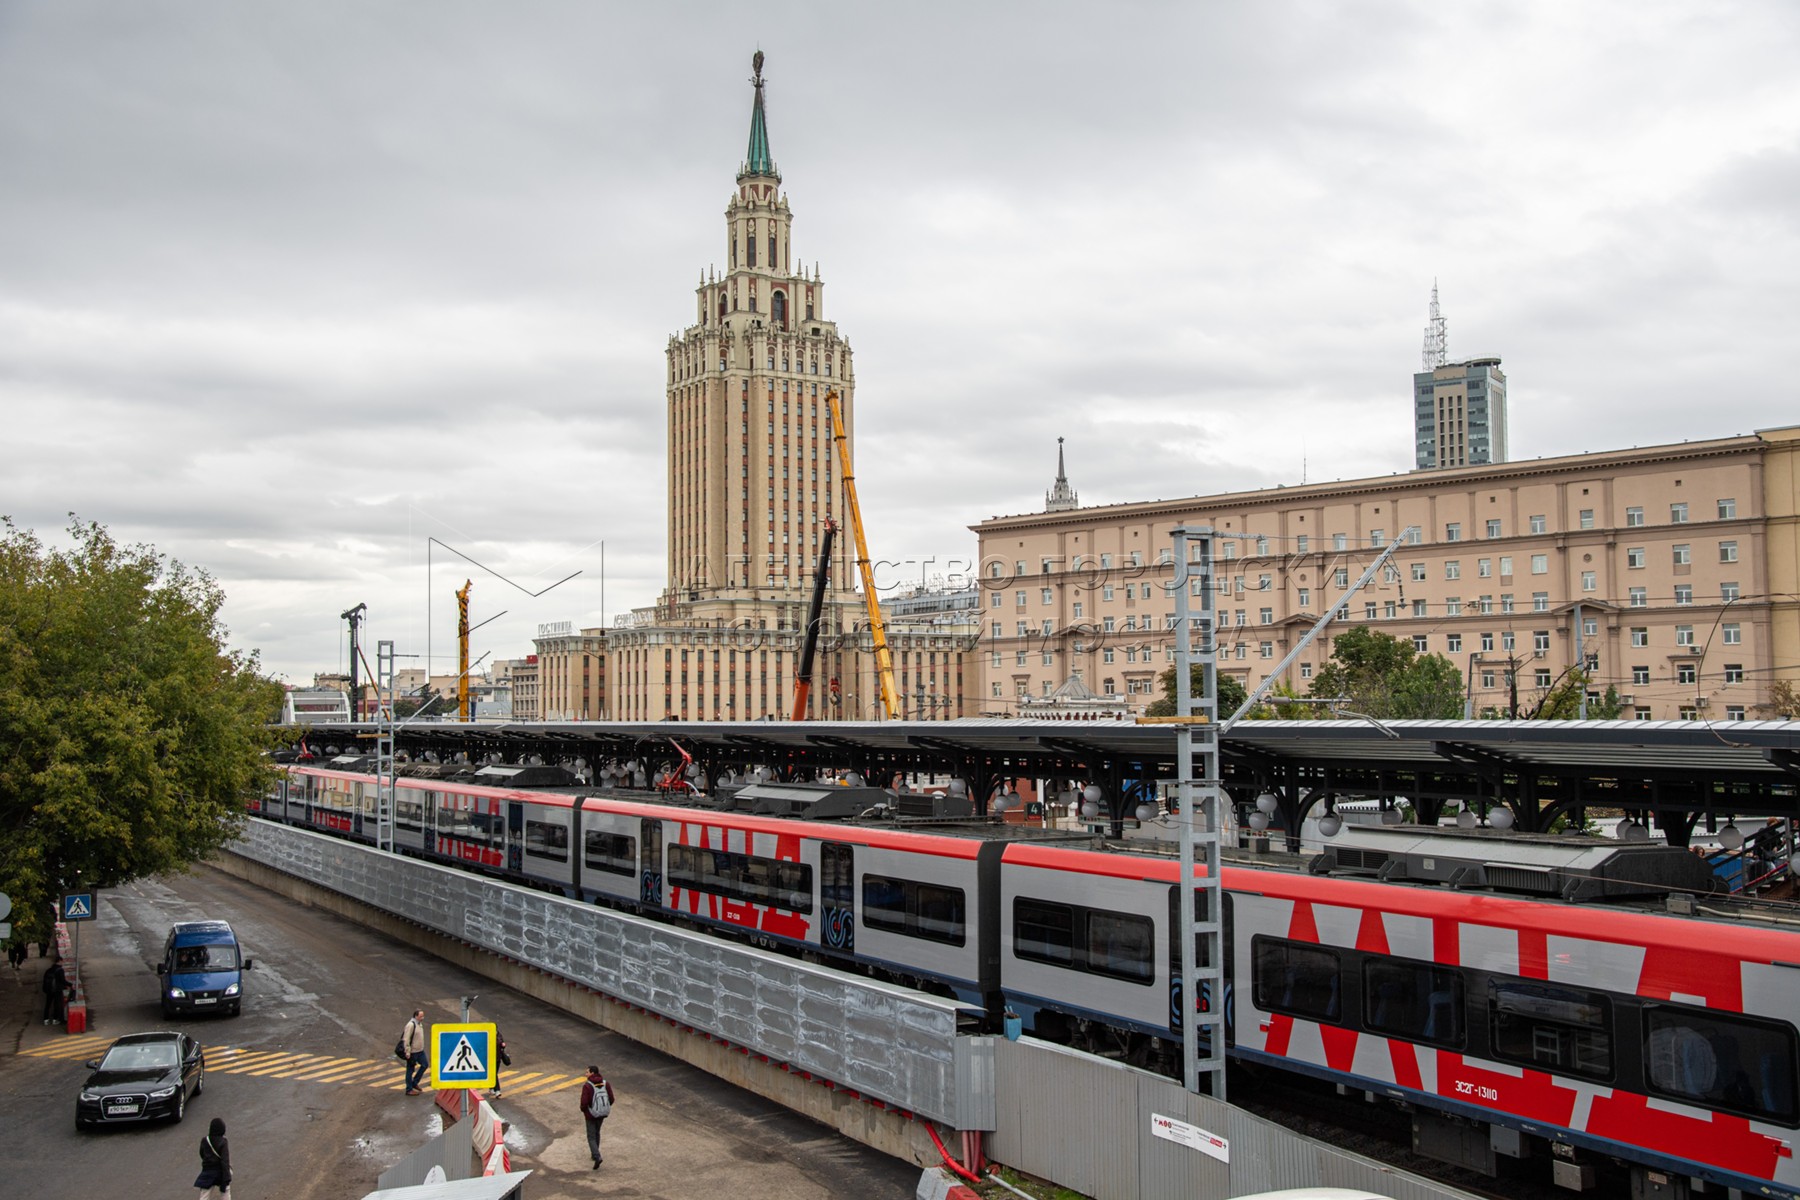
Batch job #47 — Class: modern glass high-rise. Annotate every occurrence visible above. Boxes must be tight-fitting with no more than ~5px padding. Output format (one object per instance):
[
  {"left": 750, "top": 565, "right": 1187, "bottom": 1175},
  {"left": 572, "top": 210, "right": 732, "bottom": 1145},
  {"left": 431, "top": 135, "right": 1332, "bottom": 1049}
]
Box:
[{"left": 1415, "top": 357, "right": 1508, "bottom": 470}]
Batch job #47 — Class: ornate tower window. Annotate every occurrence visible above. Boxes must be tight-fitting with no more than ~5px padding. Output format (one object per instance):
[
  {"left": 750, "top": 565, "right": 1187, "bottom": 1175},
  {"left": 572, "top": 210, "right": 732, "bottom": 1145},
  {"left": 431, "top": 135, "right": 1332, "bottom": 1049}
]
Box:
[{"left": 773, "top": 290, "right": 787, "bottom": 330}]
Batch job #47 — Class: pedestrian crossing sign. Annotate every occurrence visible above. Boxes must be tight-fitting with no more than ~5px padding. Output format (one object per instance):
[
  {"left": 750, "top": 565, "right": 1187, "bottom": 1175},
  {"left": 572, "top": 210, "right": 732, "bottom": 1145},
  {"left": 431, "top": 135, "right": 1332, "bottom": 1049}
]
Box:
[
  {"left": 430, "top": 1022, "right": 497, "bottom": 1089},
  {"left": 60, "top": 892, "right": 97, "bottom": 923}
]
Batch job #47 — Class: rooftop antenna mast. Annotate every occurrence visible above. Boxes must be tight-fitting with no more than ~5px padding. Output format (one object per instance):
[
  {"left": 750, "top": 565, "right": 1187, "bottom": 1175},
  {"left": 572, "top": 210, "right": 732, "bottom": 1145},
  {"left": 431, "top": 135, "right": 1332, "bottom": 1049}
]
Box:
[{"left": 1421, "top": 279, "right": 1448, "bottom": 371}]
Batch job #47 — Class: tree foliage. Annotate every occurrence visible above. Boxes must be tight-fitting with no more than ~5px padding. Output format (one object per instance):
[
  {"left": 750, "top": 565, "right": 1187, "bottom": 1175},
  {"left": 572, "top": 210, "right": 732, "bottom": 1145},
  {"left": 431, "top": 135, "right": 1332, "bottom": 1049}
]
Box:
[
  {"left": 0, "top": 518, "right": 281, "bottom": 942},
  {"left": 1528, "top": 668, "right": 1625, "bottom": 720},
  {"left": 1145, "top": 664, "right": 1248, "bottom": 719},
  {"left": 1307, "top": 626, "right": 1465, "bottom": 720}
]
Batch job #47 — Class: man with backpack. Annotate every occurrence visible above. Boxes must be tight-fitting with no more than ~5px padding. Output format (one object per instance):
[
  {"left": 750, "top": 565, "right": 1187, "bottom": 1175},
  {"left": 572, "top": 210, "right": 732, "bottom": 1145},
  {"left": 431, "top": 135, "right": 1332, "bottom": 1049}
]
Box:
[{"left": 578, "top": 1065, "right": 616, "bottom": 1168}]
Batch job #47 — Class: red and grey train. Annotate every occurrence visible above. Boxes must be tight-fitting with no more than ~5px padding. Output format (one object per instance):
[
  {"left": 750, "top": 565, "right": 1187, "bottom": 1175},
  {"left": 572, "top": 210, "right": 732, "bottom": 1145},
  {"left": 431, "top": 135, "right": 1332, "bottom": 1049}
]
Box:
[{"left": 257, "top": 763, "right": 1800, "bottom": 1199}]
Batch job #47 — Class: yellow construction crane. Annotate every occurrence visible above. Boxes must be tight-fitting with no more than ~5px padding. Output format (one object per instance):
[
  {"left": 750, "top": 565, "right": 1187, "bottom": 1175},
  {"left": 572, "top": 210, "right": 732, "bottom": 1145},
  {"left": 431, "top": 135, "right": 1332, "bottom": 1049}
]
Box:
[
  {"left": 823, "top": 388, "right": 899, "bottom": 720},
  {"left": 455, "top": 579, "right": 473, "bottom": 722}
]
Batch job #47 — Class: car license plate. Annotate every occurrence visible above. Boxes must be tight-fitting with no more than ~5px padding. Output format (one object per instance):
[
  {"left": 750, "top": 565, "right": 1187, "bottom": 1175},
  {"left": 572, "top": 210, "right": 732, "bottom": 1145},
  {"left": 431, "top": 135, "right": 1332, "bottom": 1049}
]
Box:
[
  {"left": 195, "top": 997, "right": 216, "bottom": 1005},
  {"left": 107, "top": 1102, "right": 137, "bottom": 1114}
]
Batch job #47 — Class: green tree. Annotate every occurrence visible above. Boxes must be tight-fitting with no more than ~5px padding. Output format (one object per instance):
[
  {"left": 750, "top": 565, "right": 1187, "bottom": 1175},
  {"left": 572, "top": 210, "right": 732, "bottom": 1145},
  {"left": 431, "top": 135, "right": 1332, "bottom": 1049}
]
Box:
[
  {"left": 1145, "top": 664, "right": 1248, "bottom": 718},
  {"left": 1308, "top": 626, "right": 1464, "bottom": 719},
  {"left": 1529, "top": 668, "right": 1625, "bottom": 720},
  {"left": 0, "top": 518, "right": 280, "bottom": 944}
]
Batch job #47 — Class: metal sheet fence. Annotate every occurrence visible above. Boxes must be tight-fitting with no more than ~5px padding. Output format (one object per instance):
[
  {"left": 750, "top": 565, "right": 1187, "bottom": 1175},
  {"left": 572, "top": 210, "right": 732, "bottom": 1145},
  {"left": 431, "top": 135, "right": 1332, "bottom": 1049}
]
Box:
[
  {"left": 993, "top": 1038, "right": 1477, "bottom": 1200},
  {"left": 232, "top": 820, "right": 993, "bottom": 1130}
]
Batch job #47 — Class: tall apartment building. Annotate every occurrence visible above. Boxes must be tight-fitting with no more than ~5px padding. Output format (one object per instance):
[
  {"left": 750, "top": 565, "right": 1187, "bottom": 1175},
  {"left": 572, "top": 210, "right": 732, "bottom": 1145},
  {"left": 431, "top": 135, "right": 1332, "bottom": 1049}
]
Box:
[
  {"left": 1414, "top": 286, "right": 1508, "bottom": 470},
  {"left": 974, "top": 425, "right": 1800, "bottom": 722},
  {"left": 1416, "top": 358, "right": 1508, "bottom": 470},
  {"left": 607, "top": 53, "right": 969, "bottom": 721}
]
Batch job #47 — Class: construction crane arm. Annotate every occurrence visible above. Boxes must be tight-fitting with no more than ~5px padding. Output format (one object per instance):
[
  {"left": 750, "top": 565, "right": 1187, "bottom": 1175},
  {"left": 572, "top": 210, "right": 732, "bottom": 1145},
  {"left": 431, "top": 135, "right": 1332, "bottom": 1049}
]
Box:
[{"left": 823, "top": 389, "right": 899, "bottom": 720}]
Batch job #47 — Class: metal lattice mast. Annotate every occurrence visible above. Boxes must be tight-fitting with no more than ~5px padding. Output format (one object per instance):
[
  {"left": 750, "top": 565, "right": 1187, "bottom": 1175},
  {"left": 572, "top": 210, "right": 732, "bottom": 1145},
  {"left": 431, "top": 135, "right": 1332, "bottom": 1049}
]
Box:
[
  {"left": 376, "top": 639, "right": 396, "bottom": 853},
  {"left": 1170, "top": 526, "right": 1226, "bottom": 1097},
  {"left": 1422, "top": 279, "right": 1448, "bottom": 371}
]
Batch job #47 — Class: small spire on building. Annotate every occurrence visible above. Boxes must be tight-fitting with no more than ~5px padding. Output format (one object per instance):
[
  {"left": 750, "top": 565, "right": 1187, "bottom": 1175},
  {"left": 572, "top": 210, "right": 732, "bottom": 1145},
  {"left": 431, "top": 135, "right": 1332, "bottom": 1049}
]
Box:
[
  {"left": 1046, "top": 436, "right": 1080, "bottom": 512},
  {"left": 1421, "top": 279, "right": 1448, "bottom": 371},
  {"left": 739, "top": 50, "right": 780, "bottom": 182}
]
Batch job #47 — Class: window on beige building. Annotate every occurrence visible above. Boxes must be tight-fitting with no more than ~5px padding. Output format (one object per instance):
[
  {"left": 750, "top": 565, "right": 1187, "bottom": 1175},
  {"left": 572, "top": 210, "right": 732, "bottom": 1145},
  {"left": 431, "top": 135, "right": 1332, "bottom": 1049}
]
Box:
[
  {"left": 1332, "top": 533, "right": 1347, "bottom": 551},
  {"left": 1582, "top": 572, "right": 1597, "bottom": 592},
  {"left": 1675, "top": 585, "right": 1692, "bottom": 605},
  {"left": 1447, "top": 633, "right": 1463, "bottom": 652},
  {"left": 1629, "top": 587, "right": 1647, "bottom": 606},
  {"left": 1724, "top": 663, "right": 1744, "bottom": 683},
  {"left": 1676, "top": 625, "right": 1695, "bottom": 646},
  {"left": 1579, "top": 509, "right": 1595, "bottom": 529},
  {"left": 1677, "top": 663, "right": 1697, "bottom": 685},
  {"left": 1627, "top": 547, "right": 1645, "bottom": 568},
  {"left": 1411, "top": 563, "right": 1426, "bottom": 581},
  {"left": 1478, "top": 558, "right": 1492, "bottom": 577},
  {"left": 1671, "top": 503, "right": 1688, "bottom": 524},
  {"left": 1447, "top": 597, "right": 1462, "bottom": 616},
  {"left": 1531, "top": 554, "right": 1548, "bottom": 574},
  {"left": 1481, "top": 632, "right": 1495, "bottom": 651},
  {"left": 1446, "top": 523, "right": 1462, "bottom": 541},
  {"left": 1631, "top": 627, "right": 1649, "bottom": 647},
  {"left": 1673, "top": 544, "right": 1691, "bottom": 566},
  {"left": 1722, "top": 581, "right": 1740, "bottom": 601},
  {"left": 1296, "top": 535, "right": 1309, "bottom": 553},
  {"left": 1530, "top": 514, "right": 1547, "bottom": 534},
  {"left": 1533, "top": 592, "right": 1549, "bottom": 611},
  {"left": 1446, "top": 561, "right": 1461, "bottom": 580},
  {"left": 1719, "top": 540, "right": 1738, "bottom": 563},
  {"left": 1723, "top": 623, "right": 1742, "bottom": 645},
  {"left": 1718, "top": 498, "right": 1736, "bottom": 519},
  {"left": 1413, "top": 599, "right": 1428, "bottom": 616}
]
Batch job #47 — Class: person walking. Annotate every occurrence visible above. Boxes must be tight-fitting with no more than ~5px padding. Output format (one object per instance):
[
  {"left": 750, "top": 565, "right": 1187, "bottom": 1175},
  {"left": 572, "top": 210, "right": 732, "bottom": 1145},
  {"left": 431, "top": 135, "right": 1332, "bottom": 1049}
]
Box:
[
  {"left": 6, "top": 939, "right": 25, "bottom": 971},
  {"left": 193, "top": 1116, "right": 232, "bottom": 1198},
  {"left": 401, "top": 1009, "right": 428, "bottom": 1095},
  {"left": 578, "top": 1065, "right": 616, "bottom": 1168},
  {"left": 491, "top": 1026, "right": 509, "bottom": 1098},
  {"left": 41, "top": 956, "right": 68, "bottom": 1024}
]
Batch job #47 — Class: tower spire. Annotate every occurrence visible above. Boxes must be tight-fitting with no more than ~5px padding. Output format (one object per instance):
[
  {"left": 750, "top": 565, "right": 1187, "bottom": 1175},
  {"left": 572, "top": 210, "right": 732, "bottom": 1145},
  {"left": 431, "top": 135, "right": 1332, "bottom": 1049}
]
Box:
[
  {"left": 1421, "top": 279, "right": 1448, "bottom": 371},
  {"left": 740, "top": 50, "right": 779, "bottom": 182},
  {"left": 1045, "top": 436, "right": 1080, "bottom": 512}
]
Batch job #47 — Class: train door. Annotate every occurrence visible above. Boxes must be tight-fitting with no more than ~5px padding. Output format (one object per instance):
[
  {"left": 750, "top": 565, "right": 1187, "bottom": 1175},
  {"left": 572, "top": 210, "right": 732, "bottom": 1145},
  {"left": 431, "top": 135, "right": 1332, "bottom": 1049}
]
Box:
[
  {"left": 1170, "top": 886, "right": 1234, "bottom": 1052},
  {"left": 821, "top": 842, "right": 855, "bottom": 954},
  {"left": 640, "top": 819, "right": 663, "bottom": 908},
  {"left": 506, "top": 802, "right": 524, "bottom": 874}
]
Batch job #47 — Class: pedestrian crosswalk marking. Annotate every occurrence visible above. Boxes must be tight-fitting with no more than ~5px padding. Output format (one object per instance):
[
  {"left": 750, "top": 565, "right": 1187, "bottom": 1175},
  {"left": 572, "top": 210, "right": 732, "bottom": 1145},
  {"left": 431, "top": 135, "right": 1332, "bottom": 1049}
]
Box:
[{"left": 19, "top": 1040, "right": 571, "bottom": 1099}]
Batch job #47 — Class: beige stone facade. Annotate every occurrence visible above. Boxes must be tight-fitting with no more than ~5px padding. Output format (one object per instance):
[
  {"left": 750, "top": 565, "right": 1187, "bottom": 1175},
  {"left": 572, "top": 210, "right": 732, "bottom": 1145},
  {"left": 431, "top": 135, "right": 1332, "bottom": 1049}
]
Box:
[
  {"left": 974, "top": 427, "right": 1800, "bottom": 721},
  {"left": 533, "top": 626, "right": 605, "bottom": 721},
  {"left": 608, "top": 54, "right": 970, "bottom": 722},
  {"left": 511, "top": 656, "right": 540, "bottom": 722}
]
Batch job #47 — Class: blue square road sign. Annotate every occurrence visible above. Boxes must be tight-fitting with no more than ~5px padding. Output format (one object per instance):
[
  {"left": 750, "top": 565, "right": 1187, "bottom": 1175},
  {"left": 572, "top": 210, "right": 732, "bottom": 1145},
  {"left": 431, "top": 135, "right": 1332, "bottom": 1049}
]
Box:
[
  {"left": 430, "top": 1022, "right": 497, "bottom": 1089},
  {"left": 60, "top": 892, "right": 97, "bottom": 923}
]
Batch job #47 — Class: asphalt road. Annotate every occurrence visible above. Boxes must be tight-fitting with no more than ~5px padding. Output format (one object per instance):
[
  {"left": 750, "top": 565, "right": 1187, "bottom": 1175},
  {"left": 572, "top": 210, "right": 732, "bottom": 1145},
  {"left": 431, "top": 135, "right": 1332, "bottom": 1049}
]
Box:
[{"left": 0, "top": 866, "right": 922, "bottom": 1199}]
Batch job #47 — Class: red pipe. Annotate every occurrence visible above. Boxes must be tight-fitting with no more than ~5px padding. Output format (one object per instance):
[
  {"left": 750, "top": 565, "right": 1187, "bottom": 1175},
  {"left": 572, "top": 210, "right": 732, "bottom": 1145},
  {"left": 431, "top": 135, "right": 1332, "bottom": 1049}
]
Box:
[{"left": 924, "top": 1121, "right": 983, "bottom": 1185}]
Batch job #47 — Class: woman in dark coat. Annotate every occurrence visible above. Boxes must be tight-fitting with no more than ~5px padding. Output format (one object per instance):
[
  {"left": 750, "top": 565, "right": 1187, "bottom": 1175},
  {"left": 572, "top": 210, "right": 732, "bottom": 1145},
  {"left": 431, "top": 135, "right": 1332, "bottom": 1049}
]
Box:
[{"left": 195, "top": 1116, "right": 232, "bottom": 1198}]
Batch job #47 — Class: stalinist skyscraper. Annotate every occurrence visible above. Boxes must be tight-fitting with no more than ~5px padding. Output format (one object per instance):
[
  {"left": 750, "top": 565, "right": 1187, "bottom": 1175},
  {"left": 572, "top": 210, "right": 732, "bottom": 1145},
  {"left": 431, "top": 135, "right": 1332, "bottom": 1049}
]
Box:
[
  {"left": 609, "top": 54, "right": 968, "bottom": 722},
  {"left": 663, "top": 49, "right": 854, "bottom": 606}
]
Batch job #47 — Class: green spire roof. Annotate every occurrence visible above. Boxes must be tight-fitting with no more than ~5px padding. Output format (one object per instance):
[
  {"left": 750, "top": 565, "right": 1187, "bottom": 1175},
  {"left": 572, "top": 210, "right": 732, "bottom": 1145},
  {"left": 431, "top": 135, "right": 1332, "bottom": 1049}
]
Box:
[{"left": 740, "top": 50, "right": 779, "bottom": 181}]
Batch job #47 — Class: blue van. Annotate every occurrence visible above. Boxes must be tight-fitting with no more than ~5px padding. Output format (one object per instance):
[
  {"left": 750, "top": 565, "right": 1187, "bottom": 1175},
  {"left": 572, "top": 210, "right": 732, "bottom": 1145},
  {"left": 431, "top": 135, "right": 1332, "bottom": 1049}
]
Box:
[{"left": 157, "top": 920, "right": 253, "bottom": 1017}]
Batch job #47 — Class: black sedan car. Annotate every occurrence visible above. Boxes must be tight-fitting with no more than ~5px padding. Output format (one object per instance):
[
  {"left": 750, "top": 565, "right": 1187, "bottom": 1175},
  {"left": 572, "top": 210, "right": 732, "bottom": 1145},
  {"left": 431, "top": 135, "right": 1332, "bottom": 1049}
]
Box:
[{"left": 75, "top": 1031, "right": 205, "bottom": 1129}]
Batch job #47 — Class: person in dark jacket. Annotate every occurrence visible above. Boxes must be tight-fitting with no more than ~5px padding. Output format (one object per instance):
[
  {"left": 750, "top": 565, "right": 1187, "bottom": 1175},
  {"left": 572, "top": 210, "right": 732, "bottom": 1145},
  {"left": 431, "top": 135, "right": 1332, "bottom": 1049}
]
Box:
[
  {"left": 578, "top": 1065, "right": 616, "bottom": 1168},
  {"left": 195, "top": 1116, "right": 232, "bottom": 1198},
  {"left": 41, "top": 957, "right": 68, "bottom": 1024}
]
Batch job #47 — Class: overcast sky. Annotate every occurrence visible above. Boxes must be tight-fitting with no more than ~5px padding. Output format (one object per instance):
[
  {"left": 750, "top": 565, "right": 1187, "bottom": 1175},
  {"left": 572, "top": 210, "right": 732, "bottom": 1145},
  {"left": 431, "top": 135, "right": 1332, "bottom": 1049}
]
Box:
[{"left": 4, "top": 2, "right": 1797, "bottom": 683}]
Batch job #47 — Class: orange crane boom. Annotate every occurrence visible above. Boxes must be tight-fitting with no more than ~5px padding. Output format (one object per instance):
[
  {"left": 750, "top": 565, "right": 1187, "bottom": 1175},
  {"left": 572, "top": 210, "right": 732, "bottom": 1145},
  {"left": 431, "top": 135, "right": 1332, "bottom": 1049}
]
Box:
[
  {"left": 455, "top": 579, "right": 472, "bottom": 722},
  {"left": 823, "top": 388, "right": 899, "bottom": 720}
]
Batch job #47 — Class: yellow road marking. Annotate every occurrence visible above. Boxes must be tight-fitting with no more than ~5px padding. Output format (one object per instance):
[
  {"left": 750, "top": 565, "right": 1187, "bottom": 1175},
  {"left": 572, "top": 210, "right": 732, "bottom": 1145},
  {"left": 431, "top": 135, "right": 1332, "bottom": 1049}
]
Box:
[
  {"left": 241, "top": 1054, "right": 315, "bottom": 1076},
  {"left": 22, "top": 1036, "right": 111, "bottom": 1058},
  {"left": 253, "top": 1055, "right": 329, "bottom": 1077},
  {"left": 211, "top": 1051, "right": 294, "bottom": 1071},
  {"left": 321, "top": 1063, "right": 397, "bottom": 1084},
  {"left": 503, "top": 1074, "right": 578, "bottom": 1097},
  {"left": 285, "top": 1055, "right": 365, "bottom": 1080}
]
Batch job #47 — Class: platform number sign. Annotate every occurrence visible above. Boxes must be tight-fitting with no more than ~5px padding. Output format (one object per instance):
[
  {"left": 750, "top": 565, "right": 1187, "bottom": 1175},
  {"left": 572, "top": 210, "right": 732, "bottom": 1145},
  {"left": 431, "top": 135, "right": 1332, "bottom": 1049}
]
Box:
[
  {"left": 430, "top": 1022, "right": 497, "bottom": 1089},
  {"left": 60, "top": 891, "right": 97, "bottom": 923}
]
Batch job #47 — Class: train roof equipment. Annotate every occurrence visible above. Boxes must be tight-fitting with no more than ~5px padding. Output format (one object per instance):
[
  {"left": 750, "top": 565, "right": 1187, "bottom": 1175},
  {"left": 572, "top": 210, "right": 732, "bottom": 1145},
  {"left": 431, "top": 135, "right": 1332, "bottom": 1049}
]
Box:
[{"left": 1307, "top": 823, "right": 1719, "bottom": 901}]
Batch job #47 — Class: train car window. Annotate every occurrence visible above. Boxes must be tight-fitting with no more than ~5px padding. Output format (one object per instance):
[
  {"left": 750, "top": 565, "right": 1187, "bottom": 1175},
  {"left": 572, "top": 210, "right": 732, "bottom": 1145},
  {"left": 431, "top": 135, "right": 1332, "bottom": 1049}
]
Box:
[
  {"left": 1644, "top": 1005, "right": 1799, "bottom": 1126},
  {"left": 1086, "top": 911, "right": 1155, "bottom": 983},
  {"left": 525, "top": 820, "right": 570, "bottom": 862},
  {"left": 1489, "top": 979, "right": 1612, "bottom": 1081},
  {"left": 1252, "top": 937, "right": 1343, "bottom": 1023},
  {"left": 667, "top": 844, "right": 814, "bottom": 914},
  {"left": 395, "top": 799, "right": 424, "bottom": 831},
  {"left": 583, "top": 831, "right": 637, "bottom": 876},
  {"left": 1014, "top": 899, "right": 1074, "bottom": 965},
  {"left": 1364, "top": 958, "right": 1465, "bottom": 1048},
  {"left": 863, "top": 875, "right": 967, "bottom": 946}
]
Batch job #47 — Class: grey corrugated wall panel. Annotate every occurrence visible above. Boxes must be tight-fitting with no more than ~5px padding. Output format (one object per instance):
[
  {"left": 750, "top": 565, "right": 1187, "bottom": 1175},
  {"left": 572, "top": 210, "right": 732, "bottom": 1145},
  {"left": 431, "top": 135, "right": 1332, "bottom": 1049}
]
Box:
[
  {"left": 989, "top": 1039, "right": 1142, "bottom": 1200},
  {"left": 992, "top": 1038, "right": 1479, "bottom": 1200},
  {"left": 234, "top": 820, "right": 993, "bottom": 1129}
]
